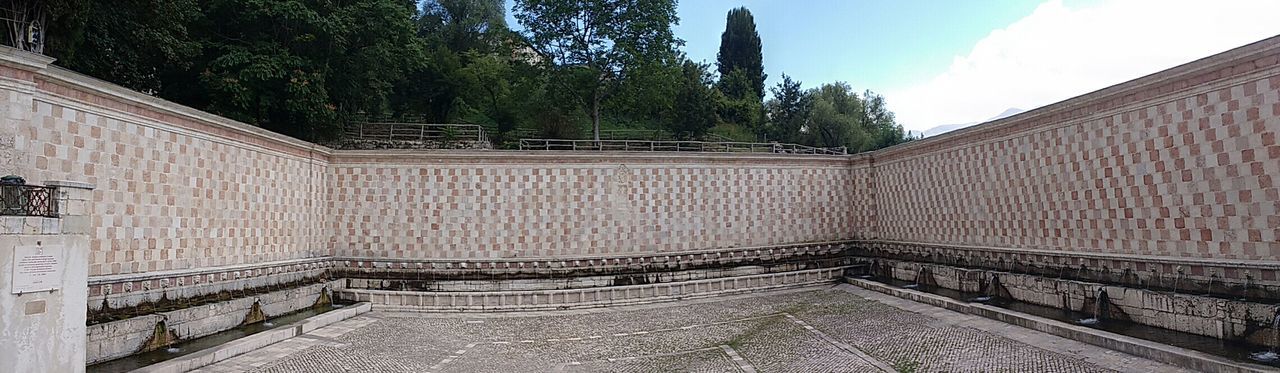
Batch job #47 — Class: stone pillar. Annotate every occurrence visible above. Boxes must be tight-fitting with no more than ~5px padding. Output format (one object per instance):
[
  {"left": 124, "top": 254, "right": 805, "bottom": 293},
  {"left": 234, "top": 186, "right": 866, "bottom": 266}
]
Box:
[
  {"left": 0, "top": 46, "right": 54, "bottom": 178},
  {"left": 0, "top": 180, "right": 93, "bottom": 373}
]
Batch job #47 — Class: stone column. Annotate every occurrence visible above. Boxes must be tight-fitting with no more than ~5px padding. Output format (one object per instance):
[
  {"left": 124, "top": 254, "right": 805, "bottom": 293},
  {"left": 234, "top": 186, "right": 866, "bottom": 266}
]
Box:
[{"left": 0, "top": 180, "right": 94, "bottom": 373}]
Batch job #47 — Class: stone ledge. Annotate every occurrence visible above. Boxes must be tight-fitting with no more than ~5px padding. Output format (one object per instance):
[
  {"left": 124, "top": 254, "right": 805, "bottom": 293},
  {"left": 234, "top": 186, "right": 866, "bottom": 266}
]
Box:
[
  {"left": 855, "top": 241, "right": 1280, "bottom": 297},
  {"left": 87, "top": 281, "right": 344, "bottom": 365},
  {"left": 335, "top": 240, "right": 854, "bottom": 266},
  {"left": 342, "top": 267, "right": 848, "bottom": 312},
  {"left": 867, "top": 259, "right": 1280, "bottom": 346},
  {"left": 88, "top": 257, "right": 333, "bottom": 285},
  {"left": 848, "top": 278, "right": 1274, "bottom": 373},
  {"left": 0, "top": 46, "right": 56, "bottom": 70},
  {"left": 43, "top": 180, "right": 95, "bottom": 190},
  {"left": 130, "top": 302, "right": 371, "bottom": 373},
  {"left": 860, "top": 240, "right": 1280, "bottom": 270}
]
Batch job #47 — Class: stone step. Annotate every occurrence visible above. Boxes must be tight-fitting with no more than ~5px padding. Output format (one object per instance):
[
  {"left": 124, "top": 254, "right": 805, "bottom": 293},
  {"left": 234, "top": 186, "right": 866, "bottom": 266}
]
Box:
[{"left": 339, "top": 266, "right": 850, "bottom": 312}]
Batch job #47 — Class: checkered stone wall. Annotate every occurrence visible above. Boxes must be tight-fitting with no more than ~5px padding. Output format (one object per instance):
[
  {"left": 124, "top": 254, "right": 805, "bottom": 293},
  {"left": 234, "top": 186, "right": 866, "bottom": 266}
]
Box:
[
  {"left": 870, "top": 37, "right": 1280, "bottom": 262},
  {"left": 6, "top": 35, "right": 1280, "bottom": 289},
  {"left": 328, "top": 153, "right": 865, "bottom": 259},
  {"left": 5, "top": 62, "right": 332, "bottom": 276}
]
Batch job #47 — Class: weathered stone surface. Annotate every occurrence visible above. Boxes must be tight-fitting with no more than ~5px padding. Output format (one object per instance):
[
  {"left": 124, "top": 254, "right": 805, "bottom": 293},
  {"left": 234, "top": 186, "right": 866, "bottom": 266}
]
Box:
[{"left": 195, "top": 288, "right": 1194, "bottom": 373}]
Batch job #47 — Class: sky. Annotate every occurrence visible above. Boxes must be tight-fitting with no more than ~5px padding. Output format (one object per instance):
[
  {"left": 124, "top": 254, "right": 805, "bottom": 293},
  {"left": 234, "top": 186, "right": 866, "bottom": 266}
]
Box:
[{"left": 506, "top": 0, "right": 1280, "bottom": 131}]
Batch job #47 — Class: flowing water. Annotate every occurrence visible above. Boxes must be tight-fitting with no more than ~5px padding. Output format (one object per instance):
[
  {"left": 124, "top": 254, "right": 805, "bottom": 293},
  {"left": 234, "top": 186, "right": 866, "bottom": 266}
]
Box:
[
  {"left": 87, "top": 302, "right": 351, "bottom": 373},
  {"left": 1076, "top": 289, "right": 1107, "bottom": 326},
  {"left": 1249, "top": 312, "right": 1280, "bottom": 363},
  {"left": 970, "top": 274, "right": 998, "bottom": 303}
]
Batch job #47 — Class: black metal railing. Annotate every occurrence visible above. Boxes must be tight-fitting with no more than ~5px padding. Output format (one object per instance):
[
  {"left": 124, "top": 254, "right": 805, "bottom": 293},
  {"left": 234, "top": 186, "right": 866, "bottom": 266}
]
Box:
[
  {"left": 0, "top": 185, "right": 58, "bottom": 218},
  {"left": 345, "top": 122, "right": 489, "bottom": 144},
  {"left": 518, "top": 139, "right": 848, "bottom": 155}
]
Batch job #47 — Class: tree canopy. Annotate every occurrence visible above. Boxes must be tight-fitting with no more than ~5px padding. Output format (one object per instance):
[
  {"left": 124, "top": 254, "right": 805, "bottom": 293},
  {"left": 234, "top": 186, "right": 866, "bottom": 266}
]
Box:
[
  {"left": 25, "top": 2, "right": 910, "bottom": 152},
  {"left": 716, "top": 7, "right": 765, "bottom": 100},
  {"left": 513, "top": 0, "right": 680, "bottom": 141}
]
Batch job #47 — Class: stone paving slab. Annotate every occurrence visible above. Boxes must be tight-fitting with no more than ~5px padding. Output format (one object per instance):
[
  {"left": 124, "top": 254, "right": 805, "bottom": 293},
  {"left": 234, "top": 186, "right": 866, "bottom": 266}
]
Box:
[
  {"left": 557, "top": 346, "right": 743, "bottom": 372},
  {"left": 197, "top": 285, "right": 1194, "bottom": 373}
]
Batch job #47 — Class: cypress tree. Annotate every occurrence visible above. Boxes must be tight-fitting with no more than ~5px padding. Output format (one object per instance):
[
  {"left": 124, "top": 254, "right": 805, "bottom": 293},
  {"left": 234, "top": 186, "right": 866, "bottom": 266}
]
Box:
[{"left": 716, "top": 7, "right": 766, "bottom": 100}]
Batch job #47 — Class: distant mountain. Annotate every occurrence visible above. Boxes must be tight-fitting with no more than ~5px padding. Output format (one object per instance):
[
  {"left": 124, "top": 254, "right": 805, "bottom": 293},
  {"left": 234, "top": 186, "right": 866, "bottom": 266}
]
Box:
[
  {"left": 988, "top": 107, "right": 1024, "bottom": 121},
  {"left": 920, "top": 122, "right": 973, "bottom": 137},
  {"left": 919, "top": 108, "right": 1024, "bottom": 137}
]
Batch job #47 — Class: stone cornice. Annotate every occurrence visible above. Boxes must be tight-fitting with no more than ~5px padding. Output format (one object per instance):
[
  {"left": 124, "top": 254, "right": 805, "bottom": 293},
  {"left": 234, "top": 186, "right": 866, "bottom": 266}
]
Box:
[
  {"left": 86, "top": 256, "right": 332, "bottom": 286},
  {"left": 0, "top": 46, "right": 55, "bottom": 71}
]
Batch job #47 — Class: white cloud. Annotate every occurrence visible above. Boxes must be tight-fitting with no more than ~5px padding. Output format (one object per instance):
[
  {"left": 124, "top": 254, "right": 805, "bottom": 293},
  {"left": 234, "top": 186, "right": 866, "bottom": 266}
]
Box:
[{"left": 887, "top": 0, "right": 1280, "bottom": 131}]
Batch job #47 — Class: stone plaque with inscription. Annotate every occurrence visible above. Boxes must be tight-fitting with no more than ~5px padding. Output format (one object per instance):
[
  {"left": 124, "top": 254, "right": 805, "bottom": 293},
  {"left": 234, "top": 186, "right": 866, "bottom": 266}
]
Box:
[{"left": 12, "top": 246, "right": 63, "bottom": 294}]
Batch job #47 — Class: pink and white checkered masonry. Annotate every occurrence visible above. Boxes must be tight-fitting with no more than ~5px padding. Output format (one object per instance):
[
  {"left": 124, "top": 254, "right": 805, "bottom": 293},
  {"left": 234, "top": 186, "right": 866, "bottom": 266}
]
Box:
[{"left": 2, "top": 35, "right": 1277, "bottom": 287}]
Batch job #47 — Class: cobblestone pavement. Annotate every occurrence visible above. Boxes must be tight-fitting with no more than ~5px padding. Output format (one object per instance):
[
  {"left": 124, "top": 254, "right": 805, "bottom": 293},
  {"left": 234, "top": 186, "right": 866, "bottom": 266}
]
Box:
[{"left": 197, "top": 285, "right": 1193, "bottom": 373}]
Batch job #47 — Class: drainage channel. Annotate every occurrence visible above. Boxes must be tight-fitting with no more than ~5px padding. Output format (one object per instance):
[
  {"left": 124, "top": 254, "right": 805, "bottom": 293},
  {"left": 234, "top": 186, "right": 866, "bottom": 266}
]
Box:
[
  {"left": 854, "top": 275, "right": 1280, "bottom": 369},
  {"left": 87, "top": 302, "right": 356, "bottom": 373}
]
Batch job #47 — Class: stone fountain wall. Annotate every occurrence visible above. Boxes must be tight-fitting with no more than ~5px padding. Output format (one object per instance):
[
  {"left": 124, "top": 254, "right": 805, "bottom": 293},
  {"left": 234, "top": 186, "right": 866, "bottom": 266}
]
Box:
[
  {"left": 861, "top": 36, "right": 1280, "bottom": 296},
  {"left": 5, "top": 34, "right": 1280, "bottom": 369},
  {"left": 0, "top": 48, "right": 332, "bottom": 280},
  {"left": 327, "top": 150, "right": 870, "bottom": 259},
  {"left": 871, "top": 259, "right": 1280, "bottom": 348},
  {"left": 8, "top": 35, "right": 1276, "bottom": 309}
]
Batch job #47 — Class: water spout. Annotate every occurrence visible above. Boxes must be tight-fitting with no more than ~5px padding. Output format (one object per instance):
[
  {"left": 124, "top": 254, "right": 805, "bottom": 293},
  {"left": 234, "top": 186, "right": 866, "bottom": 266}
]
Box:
[
  {"left": 902, "top": 265, "right": 926, "bottom": 289},
  {"left": 1240, "top": 275, "right": 1254, "bottom": 302},
  {"left": 241, "top": 300, "right": 267, "bottom": 326},
  {"left": 1250, "top": 308, "right": 1280, "bottom": 363},
  {"left": 1205, "top": 274, "right": 1217, "bottom": 297},
  {"left": 1078, "top": 288, "right": 1108, "bottom": 326},
  {"left": 972, "top": 274, "right": 999, "bottom": 303},
  {"left": 1172, "top": 266, "right": 1185, "bottom": 294},
  {"left": 142, "top": 319, "right": 180, "bottom": 353}
]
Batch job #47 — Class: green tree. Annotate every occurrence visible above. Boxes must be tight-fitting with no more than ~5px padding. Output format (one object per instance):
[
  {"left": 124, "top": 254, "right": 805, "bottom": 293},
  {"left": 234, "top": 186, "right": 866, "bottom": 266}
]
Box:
[
  {"left": 603, "top": 54, "right": 682, "bottom": 134},
  {"left": 513, "top": 0, "right": 680, "bottom": 141},
  {"left": 715, "top": 68, "right": 763, "bottom": 136},
  {"left": 670, "top": 60, "right": 717, "bottom": 139},
  {"left": 191, "top": 0, "right": 421, "bottom": 141},
  {"left": 418, "top": 0, "right": 507, "bottom": 53},
  {"left": 803, "top": 83, "right": 910, "bottom": 152},
  {"left": 807, "top": 82, "right": 865, "bottom": 150},
  {"left": 716, "top": 7, "right": 765, "bottom": 100},
  {"left": 43, "top": 0, "right": 199, "bottom": 93},
  {"left": 859, "top": 90, "right": 910, "bottom": 149},
  {"left": 765, "top": 74, "right": 810, "bottom": 143},
  {"left": 392, "top": 0, "right": 512, "bottom": 125}
]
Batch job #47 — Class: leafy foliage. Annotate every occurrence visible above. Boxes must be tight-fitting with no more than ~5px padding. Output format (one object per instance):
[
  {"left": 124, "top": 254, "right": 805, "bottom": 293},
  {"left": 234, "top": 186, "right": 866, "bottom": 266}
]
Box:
[
  {"left": 192, "top": 0, "right": 421, "bottom": 140},
  {"left": 670, "top": 60, "right": 717, "bottom": 139},
  {"left": 513, "top": 0, "right": 679, "bottom": 140},
  {"left": 800, "top": 82, "right": 910, "bottom": 152},
  {"left": 32, "top": 2, "right": 910, "bottom": 151},
  {"left": 765, "top": 74, "right": 810, "bottom": 143},
  {"left": 715, "top": 71, "right": 764, "bottom": 138},
  {"left": 44, "top": 0, "right": 199, "bottom": 93},
  {"left": 716, "top": 7, "right": 765, "bottom": 100},
  {"left": 418, "top": 0, "right": 507, "bottom": 53}
]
